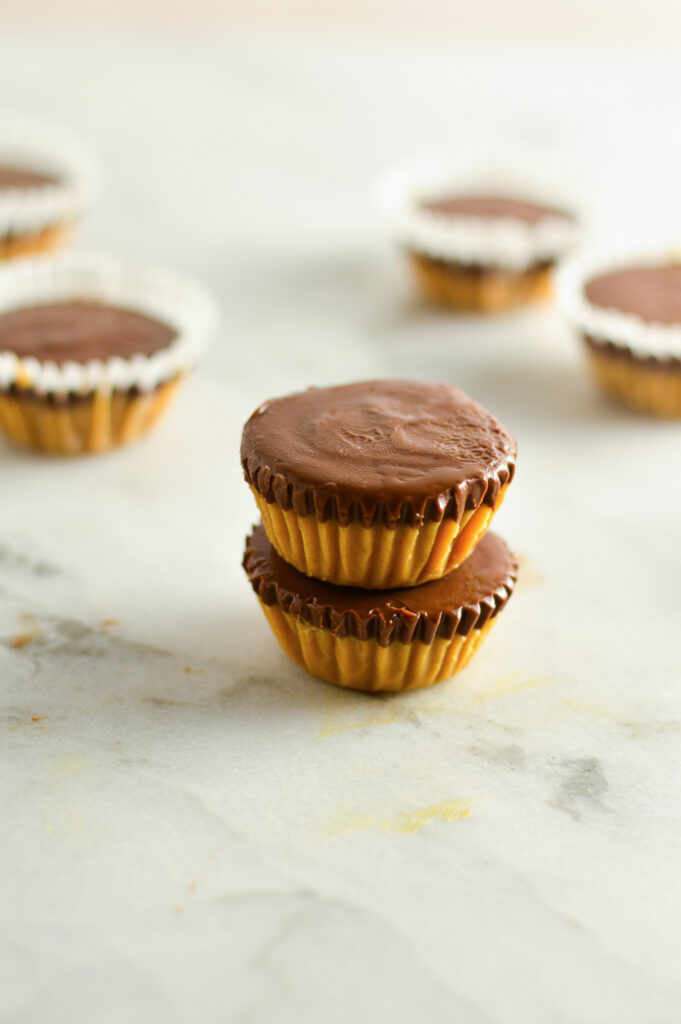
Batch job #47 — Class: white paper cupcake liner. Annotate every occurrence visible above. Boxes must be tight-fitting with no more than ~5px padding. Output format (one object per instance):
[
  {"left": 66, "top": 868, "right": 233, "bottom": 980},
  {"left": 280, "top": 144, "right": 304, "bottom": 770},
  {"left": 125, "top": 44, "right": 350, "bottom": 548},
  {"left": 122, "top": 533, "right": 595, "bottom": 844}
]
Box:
[
  {"left": 558, "top": 245, "right": 681, "bottom": 360},
  {"left": 0, "top": 116, "right": 98, "bottom": 240},
  {"left": 0, "top": 250, "right": 219, "bottom": 395},
  {"left": 377, "top": 154, "right": 583, "bottom": 271}
]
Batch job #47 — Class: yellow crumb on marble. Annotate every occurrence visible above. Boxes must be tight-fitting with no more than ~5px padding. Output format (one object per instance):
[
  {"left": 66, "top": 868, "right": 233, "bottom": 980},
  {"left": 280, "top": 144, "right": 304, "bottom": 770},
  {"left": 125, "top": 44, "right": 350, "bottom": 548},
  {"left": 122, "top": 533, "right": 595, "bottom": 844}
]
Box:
[
  {"left": 46, "top": 754, "right": 91, "bottom": 839},
  {"left": 560, "top": 699, "right": 681, "bottom": 735},
  {"left": 316, "top": 712, "right": 410, "bottom": 740},
  {"left": 324, "top": 798, "right": 474, "bottom": 840},
  {"left": 395, "top": 799, "right": 473, "bottom": 833},
  {"left": 52, "top": 754, "right": 89, "bottom": 778},
  {"left": 467, "top": 673, "right": 557, "bottom": 708},
  {"left": 11, "top": 626, "right": 42, "bottom": 649},
  {"left": 313, "top": 670, "right": 560, "bottom": 742}
]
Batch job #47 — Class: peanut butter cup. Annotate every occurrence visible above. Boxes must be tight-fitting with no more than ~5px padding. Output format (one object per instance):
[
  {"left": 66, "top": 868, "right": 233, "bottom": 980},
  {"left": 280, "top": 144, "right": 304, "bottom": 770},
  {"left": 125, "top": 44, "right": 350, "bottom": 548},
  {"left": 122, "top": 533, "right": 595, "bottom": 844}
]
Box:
[
  {"left": 241, "top": 379, "right": 516, "bottom": 589},
  {"left": 381, "top": 163, "right": 581, "bottom": 312},
  {"left": 0, "top": 251, "right": 217, "bottom": 455},
  {"left": 561, "top": 254, "right": 681, "bottom": 417},
  {"left": 410, "top": 193, "right": 577, "bottom": 312},
  {"left": 243, "top": 524, "right": 517, "bottom": 692},
  {"left": 0, "top": 117, "right": 96, "bottom": 259}
]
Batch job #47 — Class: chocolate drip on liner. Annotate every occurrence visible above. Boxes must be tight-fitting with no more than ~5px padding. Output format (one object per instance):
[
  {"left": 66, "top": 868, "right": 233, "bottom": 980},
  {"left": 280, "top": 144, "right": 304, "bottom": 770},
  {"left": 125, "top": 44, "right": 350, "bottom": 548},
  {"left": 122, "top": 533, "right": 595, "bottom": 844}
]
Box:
[
  {"left": 243, "top": 525, "right": 517, "bottom": 648},
  {"left": 242, "top": 458, "right": 514, "bottom": 527}
]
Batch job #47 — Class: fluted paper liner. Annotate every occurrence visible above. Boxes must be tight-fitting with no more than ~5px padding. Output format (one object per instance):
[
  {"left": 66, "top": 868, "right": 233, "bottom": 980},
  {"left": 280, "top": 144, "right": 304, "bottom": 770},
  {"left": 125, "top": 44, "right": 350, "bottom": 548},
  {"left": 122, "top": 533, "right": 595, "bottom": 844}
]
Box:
[
  {"left": 0, "top": 377, "right": 181, "bottom": 454},
  {"left": 260, "top": 602, "right": 497, "bottom": 692},
  {"left": 585, "top": 345, "right": 681, "bottom": 418},
  {"left": 252, "top": 483, "right": 508, "bottom": 588},
  {"left": 409, "top": 253, "right": 553, "bottom": 312}
]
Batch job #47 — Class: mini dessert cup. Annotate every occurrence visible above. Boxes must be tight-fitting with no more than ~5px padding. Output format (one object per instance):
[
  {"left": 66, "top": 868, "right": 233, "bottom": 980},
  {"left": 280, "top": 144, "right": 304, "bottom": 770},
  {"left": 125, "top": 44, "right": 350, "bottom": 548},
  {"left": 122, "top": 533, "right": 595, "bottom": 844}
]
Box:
[
  {"left": 0, "top": 117, "right": 97, "bottom": 259},
  {"left": 379, "top": 158, "right": 581, "bottom": 312},
  {"left": 244, "top": 524, "right": 517, "bottom": 693},
  {"left": 0, "top": 250, "right": 218, "bottom": 454},
  {"left": 241, "top": 380, "right": 516, "bottom": 590},
  {"left": 560, "top": 249, "right": 681, "bottom": 417}
]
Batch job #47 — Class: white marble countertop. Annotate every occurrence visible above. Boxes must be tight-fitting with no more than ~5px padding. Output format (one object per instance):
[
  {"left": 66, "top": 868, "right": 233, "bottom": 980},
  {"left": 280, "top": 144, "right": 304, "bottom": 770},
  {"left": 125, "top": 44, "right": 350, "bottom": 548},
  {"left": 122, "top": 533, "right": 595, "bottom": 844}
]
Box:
[{"left": 1, "top": 29, "right": 681, "bottom": 1024}]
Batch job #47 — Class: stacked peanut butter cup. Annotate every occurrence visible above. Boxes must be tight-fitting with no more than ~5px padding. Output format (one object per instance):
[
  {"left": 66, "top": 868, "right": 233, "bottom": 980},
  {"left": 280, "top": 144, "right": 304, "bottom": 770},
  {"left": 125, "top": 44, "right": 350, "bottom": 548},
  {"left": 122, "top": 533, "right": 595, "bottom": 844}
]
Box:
[{"left": 242, "top": 379, "right": 518, "bottom": 693}]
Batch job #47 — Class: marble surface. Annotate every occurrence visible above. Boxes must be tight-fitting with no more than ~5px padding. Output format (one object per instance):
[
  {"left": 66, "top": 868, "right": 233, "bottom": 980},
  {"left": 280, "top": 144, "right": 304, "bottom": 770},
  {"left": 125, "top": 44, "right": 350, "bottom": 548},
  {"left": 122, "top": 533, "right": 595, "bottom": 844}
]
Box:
[{"left": 1, "top": 29, "right": 681, "bottom": 1024}]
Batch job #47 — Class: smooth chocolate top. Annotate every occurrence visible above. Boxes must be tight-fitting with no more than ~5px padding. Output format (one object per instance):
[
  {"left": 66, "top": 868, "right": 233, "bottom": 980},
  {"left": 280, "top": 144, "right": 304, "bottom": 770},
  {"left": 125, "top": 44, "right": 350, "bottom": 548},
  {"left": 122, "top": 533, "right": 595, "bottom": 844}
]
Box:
[
  {"left": 585, "top": 264, "right": 681, "bottom": 326},
  {"left": 241, "top": 380, "right": 516, "bottom": 527},
  {"left": 244, "top": 524, "right": 516, "bottom": 646},
  {"left": 0, "top": 301, "right": 177, "bottom": 365},
  {"left": 420, "top": 194, "right": 571, "bottom": 224},
  {"left": 0, "top": 165, "right": 60, "bottom": 190}
]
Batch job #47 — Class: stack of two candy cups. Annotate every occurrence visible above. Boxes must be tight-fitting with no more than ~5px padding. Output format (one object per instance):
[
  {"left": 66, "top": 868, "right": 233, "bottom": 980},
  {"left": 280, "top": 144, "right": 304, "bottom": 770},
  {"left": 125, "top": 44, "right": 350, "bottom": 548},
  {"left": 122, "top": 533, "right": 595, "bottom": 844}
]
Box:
[{"left": 242, "top": 381, "right": 518, "bottom": 694}]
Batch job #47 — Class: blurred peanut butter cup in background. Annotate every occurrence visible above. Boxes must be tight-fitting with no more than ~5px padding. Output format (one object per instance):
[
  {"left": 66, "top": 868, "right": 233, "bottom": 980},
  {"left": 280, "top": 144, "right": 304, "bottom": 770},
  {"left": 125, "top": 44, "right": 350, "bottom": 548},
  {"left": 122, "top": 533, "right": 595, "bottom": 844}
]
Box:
[
  {"left": 0, "top": 117, "right": 97, "bottom": 259},
  {"left": 379, "top": 157, "right": 582, "bottom": 312},
  {"left": 560, "top": 249, "right": 681, "bottom": 417},
  {"left": 0, "top": 250, "right": 218, "bottom": 454}
]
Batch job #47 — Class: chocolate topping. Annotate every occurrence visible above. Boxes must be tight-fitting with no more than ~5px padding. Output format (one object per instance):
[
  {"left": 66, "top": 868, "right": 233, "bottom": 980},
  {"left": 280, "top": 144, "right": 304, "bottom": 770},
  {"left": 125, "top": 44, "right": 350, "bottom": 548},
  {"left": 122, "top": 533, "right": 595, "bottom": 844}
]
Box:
[
  {"left": 420, "top": 194, "right": 572, "bottom": 224},
  {"left": 241, "top": 380, "right": 516, "bottom": 528},
  {"left": 585, "top": 264, "right": 681, "bottom": 326},
  {"left": 0, "top": 165, "right": 60, "bottom": 190},
  {"left": 0, "top": 301, "right": 177, "bottom": 365},
  {"left": 244, "top": 524, "right": 516, "bottom": 647}
]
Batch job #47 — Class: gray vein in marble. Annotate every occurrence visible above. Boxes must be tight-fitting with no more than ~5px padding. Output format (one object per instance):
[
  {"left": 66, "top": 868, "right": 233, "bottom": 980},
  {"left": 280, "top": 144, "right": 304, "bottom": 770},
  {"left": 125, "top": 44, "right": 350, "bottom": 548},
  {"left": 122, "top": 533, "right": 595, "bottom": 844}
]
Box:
[
  {"left": 0, "top": 544, "right": 62, "bottom": 579},
  {"left": 233, "top": 893, "right": 494, "bottom": 1024},
  {"left": 550, "top": 757, "right": 609, "bottom": 821},
  {"left": 468, "top": 741, "right": 528, "bottom": 770}
]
